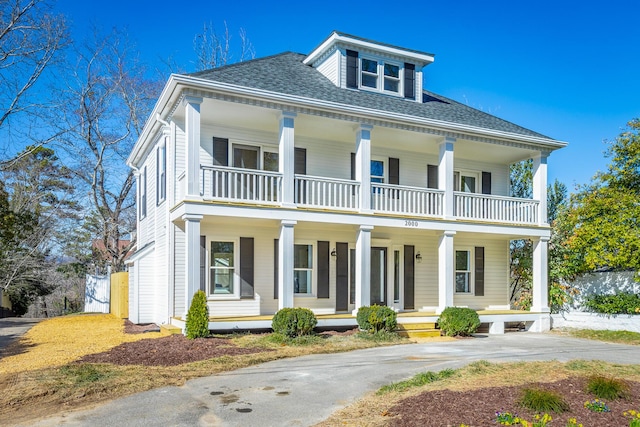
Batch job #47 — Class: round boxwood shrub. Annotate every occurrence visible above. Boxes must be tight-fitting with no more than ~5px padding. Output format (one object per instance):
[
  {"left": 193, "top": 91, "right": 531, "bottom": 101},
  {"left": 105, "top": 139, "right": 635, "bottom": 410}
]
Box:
[
  {"left": 357, "top": 305, "right": 397, "bottom": 333},
  {"left": 437, "top": 306, "right": 480, "bottom": 337},
  {"left": 272, "top": 307, "right": 317, "bottom": 338},
  {"left": 185, "top": 290, "right": 209, "bottom": 339}
]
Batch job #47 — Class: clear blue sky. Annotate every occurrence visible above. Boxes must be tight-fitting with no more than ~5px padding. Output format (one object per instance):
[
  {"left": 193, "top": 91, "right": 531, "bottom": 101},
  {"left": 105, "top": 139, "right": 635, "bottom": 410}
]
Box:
[{"left": 57, "top": 0, "right": 640, "bottom": 191}]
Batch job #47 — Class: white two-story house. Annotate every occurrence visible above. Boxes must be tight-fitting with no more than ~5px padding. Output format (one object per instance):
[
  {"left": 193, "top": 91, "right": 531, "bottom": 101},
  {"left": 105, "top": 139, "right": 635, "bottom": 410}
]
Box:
[{"left": 126, "top": 31, "right": 566, "bottom": 333}]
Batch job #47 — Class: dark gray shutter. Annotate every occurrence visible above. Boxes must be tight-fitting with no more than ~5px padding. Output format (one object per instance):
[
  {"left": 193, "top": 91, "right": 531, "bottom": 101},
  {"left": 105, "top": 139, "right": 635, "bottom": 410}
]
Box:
[
  {"left": 212, "top": 137, "right": 229, "bottom": 166},
  {"left": 482, "top": 171, "right": 492, "bottom": 195},
  {"left": 404, "top": 245, "right": 415, "bottom": 310},
  {"left": 427, "top": 164, "right": 438, "bottom": 189},
  {"left": 317, "top": 241, "right": 330, "bottom": 298},
  {"left": 295, "top": 147, "right": 306, "bottom": 175},
  {"left": 404, "top": 63, "right": 415, "bottom": 99},
  {"left": 474, "top": 246, "right": 484, "bottom": 297},
  {"left": 200, "top": 236, "right": 206, "bottom": 292},
  {"left": 389, "top": 157, "right": 400, "bottom": 185},
  {"left": 274, "top": 239, "right": 279, "bottom": 299},
  {"left": 335, "top": 242, "right": 349, "bottom": 311},
  {"left": 240, "top": 237, "right": 254, "bottom": 299},
  {"left": 346, "top": 49, "right": 358, "bottom": 89},
  {"left": 349, "top": 249, "right": 355, "bottom": 304}
]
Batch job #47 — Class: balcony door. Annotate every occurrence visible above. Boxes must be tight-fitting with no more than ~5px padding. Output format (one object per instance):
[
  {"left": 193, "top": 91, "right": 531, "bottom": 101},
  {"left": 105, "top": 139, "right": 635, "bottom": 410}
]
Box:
[{"left": 233, "top": 145, "right": 259, "bottom": 200}]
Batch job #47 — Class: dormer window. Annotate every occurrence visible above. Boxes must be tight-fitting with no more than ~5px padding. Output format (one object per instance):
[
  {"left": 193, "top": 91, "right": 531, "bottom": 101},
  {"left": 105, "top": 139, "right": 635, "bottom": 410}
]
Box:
[{"left": 359, "top": 56, "right": 402, "bottom": 95}]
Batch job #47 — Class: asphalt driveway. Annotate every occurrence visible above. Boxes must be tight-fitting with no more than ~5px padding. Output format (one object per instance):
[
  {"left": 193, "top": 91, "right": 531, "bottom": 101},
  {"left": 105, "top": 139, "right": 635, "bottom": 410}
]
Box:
[
  {"left": 28, "top": 332, "right": 640, "bottom": 427},
  {"left": 0, "top": 317, "right": 41, "bottom": 357}
]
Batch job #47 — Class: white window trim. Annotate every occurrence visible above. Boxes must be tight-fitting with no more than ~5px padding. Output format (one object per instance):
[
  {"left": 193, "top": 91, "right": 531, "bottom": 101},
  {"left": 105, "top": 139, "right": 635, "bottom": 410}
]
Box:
[
  {"left": 454, "top": 247, "right": 474, "bottom": 294},
  {"left": 157, "top": 139, "right": 167, "bottom": 205},
  {"left": 294, "top": 240, "right": 315, "bottom": 296},
  {"left": 358, "top": 55, "right": 404, "bottom": 96},
  {"left": 208, "top": 237, "right": 241, "bottom": 300},
  {"left": 454, "top": 169, "right": 480, "bottom": 193}
]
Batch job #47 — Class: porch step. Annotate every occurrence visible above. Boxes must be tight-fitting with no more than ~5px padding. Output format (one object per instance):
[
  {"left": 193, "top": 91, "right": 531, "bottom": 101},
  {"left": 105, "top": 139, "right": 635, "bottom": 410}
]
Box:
[
  {"left": 161, "top": 324, "right": 183, "bottom": 335},
  {"left": 396, "top": 322, "right": 440, "bottom": 338}
]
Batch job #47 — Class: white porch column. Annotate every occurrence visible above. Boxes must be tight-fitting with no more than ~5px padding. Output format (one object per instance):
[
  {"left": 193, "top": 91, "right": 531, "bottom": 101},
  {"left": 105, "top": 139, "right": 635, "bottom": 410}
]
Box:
[
  {"left": 439, "top": 137, "right": 456, "bottom": 219},
  {"left": 184, "top": 96, "right": 203, "bottom": 199},
  {"left": 279, "top": 111, "right": 297, "bottom": 207},
  {"left": 437, "top": 230, "right": 456, "bottom": 313},
  {"left": 354, "top": 225, "right": 373, "bottom": 313},
  {"left": 182, "top": 213, "right": 203, "bottom": 318},
  {"left": 531, "top": 236, "right": 550, "bottom": 313},
  {"left": 356, "top": 124, "right": 373, "bottom": 213},
  {"left": 533, "top": 153, "right": 548, "bottom": 225},
  {"left": 278, "top": 220, "right": 296, "bottom": 309}
]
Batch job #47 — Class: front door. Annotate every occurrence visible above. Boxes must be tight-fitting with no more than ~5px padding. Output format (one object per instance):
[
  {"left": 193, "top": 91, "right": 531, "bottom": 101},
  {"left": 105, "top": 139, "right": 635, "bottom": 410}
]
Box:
[
  {"left": 233, "top": 145, "right": 259, "bottom": 199},
  {"left": 370, "top": 247, "right": 387, "bottom": 305}
]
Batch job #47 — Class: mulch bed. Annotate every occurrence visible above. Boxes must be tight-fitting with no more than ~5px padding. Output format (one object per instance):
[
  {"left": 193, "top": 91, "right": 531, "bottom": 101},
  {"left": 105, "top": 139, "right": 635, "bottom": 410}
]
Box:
[
  {"left": 388, "top": 377, "right": 640, "bottom": 426},
  {"left": 76, "top": 321, "right": 271, "bottom": 366}
]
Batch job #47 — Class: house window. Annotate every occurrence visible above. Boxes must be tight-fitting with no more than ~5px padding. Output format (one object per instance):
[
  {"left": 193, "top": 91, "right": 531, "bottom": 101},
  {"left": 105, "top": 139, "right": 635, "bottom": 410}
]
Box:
[
  {"left": 263, "top": 151, "right": 279, "bottom": 172},
  {"left": 294, "top": 244, "right": 313, "bottom": 294},
  {"left": 140, "top": 166, "right": 147, "bottom": 219},
  {"left": 361, "top": 58, "right": 378, "bottom": 88},
  {"left": 360, "top": 57, "right": 402, "bottom": 94},
  {"left": 156, "top": 142, "right": 166, "bottom": 204},
  {"left": 454, "top": 171, "right": 479, "bottom": 193},
  {"left": 210, "top": 241, "right": 235, "bottom": 295},
  {"left": 371, "top": 159, "right": 384, "bottom": 184},
  {"left": 455, "top": 250, "right": 472, "bottom": 293}
]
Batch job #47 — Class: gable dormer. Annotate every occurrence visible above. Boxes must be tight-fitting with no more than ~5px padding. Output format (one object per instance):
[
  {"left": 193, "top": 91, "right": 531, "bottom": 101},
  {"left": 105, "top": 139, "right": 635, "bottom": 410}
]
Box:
[{"left": 303, "top": 31, "right": 434, "bottom": 102}]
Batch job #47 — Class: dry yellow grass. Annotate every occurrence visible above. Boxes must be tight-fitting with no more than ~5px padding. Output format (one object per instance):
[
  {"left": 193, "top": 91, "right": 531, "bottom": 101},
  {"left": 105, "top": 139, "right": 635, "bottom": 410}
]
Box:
[{"left": 0, "top": 313, "right": 168, "bottom": 375}]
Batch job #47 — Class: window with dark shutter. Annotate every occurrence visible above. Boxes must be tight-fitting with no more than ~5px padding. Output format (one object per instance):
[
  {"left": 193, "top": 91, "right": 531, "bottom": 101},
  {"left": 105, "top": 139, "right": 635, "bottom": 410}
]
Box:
[
  {"left": 427, "top": 164, "right": 438, "bottom": 189},
  {"left": 240, "top": 237, "right": 254, "bottom": 299},
  {"left": 389, "top": 157, "right": 400, "bottom": 185},
  {"left": 474, "top": 246, "right": 484, "bottom": 297},
  {"left": 317, "top": 241, "right": 329, "bottom": 298},
  {"left": 404, "top": 63, "right": 415, "bottom": 99},
  {"left": 346, "top": 50, "right": 358, "bottom": 89},
  {"left": 294, "top": 148, "right": 306, "bottom": 175},
  {"left": 212, "top": 137, "right": 229, "bottom": 166}
]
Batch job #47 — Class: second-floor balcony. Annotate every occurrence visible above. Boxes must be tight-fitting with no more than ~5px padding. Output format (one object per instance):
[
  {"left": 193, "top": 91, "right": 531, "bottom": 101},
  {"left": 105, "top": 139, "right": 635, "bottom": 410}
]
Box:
[{"left": 196, "top": 165, "right": 541, "bottom": 225}]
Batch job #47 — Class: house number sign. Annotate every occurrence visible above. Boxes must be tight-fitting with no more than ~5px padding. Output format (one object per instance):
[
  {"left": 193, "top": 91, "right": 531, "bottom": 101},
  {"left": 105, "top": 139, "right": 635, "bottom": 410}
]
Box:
[{"left": 404, "top": 220, "right": 419, "bottom": 227}]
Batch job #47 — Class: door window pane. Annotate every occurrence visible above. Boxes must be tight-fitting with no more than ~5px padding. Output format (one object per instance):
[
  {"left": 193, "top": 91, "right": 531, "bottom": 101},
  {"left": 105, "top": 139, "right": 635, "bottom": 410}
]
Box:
[
  {"left": 263, "top": 151, "right": 279, "bottom": 172},
  {"left": 461, "top": 175, "right": 476, "bottom": 193},
  {"left": 233, "top": 146, "right": 259, "bottom": 169}
]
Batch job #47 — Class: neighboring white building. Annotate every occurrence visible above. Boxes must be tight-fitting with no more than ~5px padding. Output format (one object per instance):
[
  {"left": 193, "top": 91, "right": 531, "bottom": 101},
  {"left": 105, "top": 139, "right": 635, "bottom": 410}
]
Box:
[{"left": 126, "top": 31, "right": 566, "bottom": 332}]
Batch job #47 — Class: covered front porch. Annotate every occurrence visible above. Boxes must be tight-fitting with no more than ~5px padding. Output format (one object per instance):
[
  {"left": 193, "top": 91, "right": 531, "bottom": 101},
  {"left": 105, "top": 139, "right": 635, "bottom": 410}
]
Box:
[{"left": 168, "top": 310, "right": 550, "bottom": 335}]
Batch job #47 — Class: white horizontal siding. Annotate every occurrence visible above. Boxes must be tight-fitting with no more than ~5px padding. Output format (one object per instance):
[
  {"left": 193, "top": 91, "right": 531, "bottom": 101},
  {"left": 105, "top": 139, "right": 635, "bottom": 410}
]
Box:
[
  {"left": 173, "top": 223, "right": 185, "bottom": 316},
  {"left": 315, "top": 50, "right": 340, "bottom": 86},
  {"left": 137, "top": 250, "right": 156, "bottom": 323}
]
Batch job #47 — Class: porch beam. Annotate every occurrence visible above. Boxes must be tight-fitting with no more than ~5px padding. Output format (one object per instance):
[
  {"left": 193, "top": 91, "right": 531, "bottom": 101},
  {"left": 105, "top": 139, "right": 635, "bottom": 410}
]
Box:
[
  {"left": 437, "top": 230, "right": 456, "bottom": 313},
  {"left": 184, "top": 96, "right": 203, "bottom": 199},
  {"left": 182, "top": 213, "right": 203, "bottom": 319},
  {"left": 278, "top": 220, "right": 296, "bottom": 309},
  {"left": 279, "top": 111, "right": 297, "bottom": 207},
  {"left": 439, "top": 137, "right": 456, "bottom": 219},
  {"left": 356, "top": 124, "right": 373, "bottom": 213},
  {"left": 354, "top": 225, "right": 373, "bottom": 313}
]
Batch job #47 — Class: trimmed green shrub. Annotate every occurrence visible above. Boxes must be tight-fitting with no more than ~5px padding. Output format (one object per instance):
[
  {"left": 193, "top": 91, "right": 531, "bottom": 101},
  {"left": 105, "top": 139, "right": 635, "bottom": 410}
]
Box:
[
  {"left": 437, "top": 307, "right": 480, "bottom": 337},
  {"left": 271, "top": 307, "right": 317, "bottom": 338},
  {"left": 518, "top": 387, "right": 569, "bottom": 413},
  {"left": 587, "top": 375, "right": 630, "bottom": 400},
  {"left": 583, "top": 292, "right": 640, "bottom": 317},
  {"left": 356, "top": 305, "right": 397, "bottom": 333},
  {"left": 185, "top": 290, "right": 210, "bottom": 339}
]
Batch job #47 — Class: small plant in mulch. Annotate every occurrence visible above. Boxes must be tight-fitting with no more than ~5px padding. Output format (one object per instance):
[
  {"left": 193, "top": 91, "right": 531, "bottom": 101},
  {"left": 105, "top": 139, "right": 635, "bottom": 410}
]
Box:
[
  {"left": 185, "top": 290, "right": 209, "bottom": 339},
  {"left": 518, "top": 387, "right": 570, "bottom": 413},
  {"left": 624, "top": 409, "right": 640, "bottom": 427},
  {"left": 583, "top": 398, "right": 610, "bottom": 413},
  {"left": 437, "top": 306, "right": 480, "bottom": 337},
  {"left": 587, "top": 375, "right": 630, "bottom": 400}
]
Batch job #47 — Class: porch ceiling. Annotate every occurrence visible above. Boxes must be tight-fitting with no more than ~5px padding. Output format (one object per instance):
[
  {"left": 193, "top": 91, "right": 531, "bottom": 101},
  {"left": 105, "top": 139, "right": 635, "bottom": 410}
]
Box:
[{"left": 178, "top": 98, "right": 541, "bottom": 165}]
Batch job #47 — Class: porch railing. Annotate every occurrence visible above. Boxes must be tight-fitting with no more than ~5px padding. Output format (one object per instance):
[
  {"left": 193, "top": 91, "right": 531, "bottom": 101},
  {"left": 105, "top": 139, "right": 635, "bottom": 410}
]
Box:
[
  {"left": 371, "top": 183, "right": 444, "bottom": 217},
  {"left": 454, "top": 192, "right": 539, "bottom": 224},
  {"left": 200, "top": 165, "right": 282, "bottom": 204},
  {"left": 294, "top": 174, "right": 360, "bottom": 210}
]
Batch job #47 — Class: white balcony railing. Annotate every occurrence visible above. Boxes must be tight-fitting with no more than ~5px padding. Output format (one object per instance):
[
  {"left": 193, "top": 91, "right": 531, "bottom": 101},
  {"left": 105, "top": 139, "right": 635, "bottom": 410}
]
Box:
[
  {"left": 371, "top": 183, "right": 444, "bottom": 217},
  {"left": 294, "top": 174, "right": 360, "bottom": 210},
  {"left": 454, "top": 192, "right": 539, "bottom": 224},
  {"left": 190, "top": 166, "right": 541, "bottom": 225},
  {"left": 201, "top": 165, "right": 282, "bottom": 204}
]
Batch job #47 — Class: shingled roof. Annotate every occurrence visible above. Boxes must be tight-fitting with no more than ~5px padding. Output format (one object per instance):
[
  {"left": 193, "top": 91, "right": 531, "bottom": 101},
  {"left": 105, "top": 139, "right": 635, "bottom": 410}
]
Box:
[{"left": 189, "top": 52, "right": 552, "bottom": 140}]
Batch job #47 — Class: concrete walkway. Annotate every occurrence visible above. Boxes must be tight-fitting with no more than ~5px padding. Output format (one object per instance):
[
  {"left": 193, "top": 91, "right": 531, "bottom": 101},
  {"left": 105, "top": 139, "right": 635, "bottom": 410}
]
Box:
[
  {"left": 0, "top": 318, "right": 41, "bottom": 357},
  {"left": 30, "top": 333, "right": 640, "bottom": 427}
]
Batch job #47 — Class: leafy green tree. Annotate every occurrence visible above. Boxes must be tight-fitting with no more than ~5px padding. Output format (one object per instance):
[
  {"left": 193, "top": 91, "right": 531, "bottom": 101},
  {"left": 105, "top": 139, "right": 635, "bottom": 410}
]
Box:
[{"left": 561, "top": 119, "right": 640, "bottom": 277}]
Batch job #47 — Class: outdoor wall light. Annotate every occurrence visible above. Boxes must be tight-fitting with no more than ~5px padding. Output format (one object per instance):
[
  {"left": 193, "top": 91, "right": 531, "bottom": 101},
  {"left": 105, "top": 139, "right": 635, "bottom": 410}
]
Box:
[
  {"left": 415, "top": 252, "right": 422, "bottom": 262},
  {"left": 331, "top": 248, "right": 337, "bottom": 257}
]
